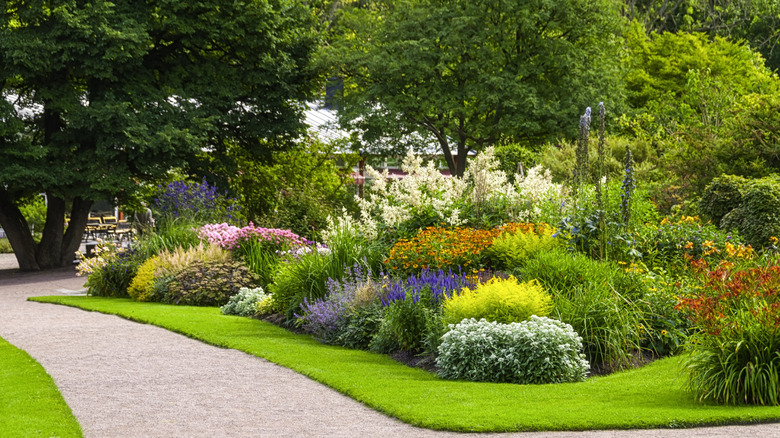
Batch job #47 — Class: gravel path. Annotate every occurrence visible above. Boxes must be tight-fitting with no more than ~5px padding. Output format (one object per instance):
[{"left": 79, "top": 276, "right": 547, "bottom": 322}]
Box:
[{"left": 0, "top": 253, "right": 777, "bottom": 437}]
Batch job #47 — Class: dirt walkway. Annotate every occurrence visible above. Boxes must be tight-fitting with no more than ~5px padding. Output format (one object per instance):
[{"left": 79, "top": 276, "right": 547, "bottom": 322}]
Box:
[{"left": 0, "top": 254, "right": 777, "bottom": 437}]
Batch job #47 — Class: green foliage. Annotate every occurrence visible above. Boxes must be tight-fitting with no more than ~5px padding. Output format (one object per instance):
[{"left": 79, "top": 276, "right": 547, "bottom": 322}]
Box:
[
  {"left": 442, "top": 277, "right": 552, "bottom": 326},
  {"left": 637, "top": 282, "right": 692, "bottom": 358},
  {"left": 231, "top": 137, "right": 359, "bottom": 241},
  {"left": 128, "top": 256, "right": 159, "bottom": 302},
  {"left": 269, "top": 222, "right": 386, "bottom": 319},
  {"left": 136, "top": 219, "right": 201, "bottom": 259},
  {"left": 164, "top": 260, "right": 259, "bottom": 307},
  {"left": 699, "top": 174, "right": 749, "bottom": 226},
  {"left": 436, "top": 317, "right": 589, "bottom": 384},
  {"left": 18, "top": 196, "right": 47, "bottom": 234},
  {"left": 635, "top": 215, "right": 752, "bottom": 274},
  {"left": 721, "top": 175, "right": 780, "bottom": 248},
  {"left": 624, "top": 29, "right": 777, "bottom": 111},
  {"left": 86, "top": 249, "right": 147, "bottom": 298},
  {"left": 326, "top": 0, "right": 627, "bottom": 174},
  {"left": 334, "top": 302, "right": 385, "bottom": 351},
  {"left": 679, "top": 261, "right": 780, "bottom": 405},
  {"left": 220, "top": 287, "right": 270, "bottom": 317},
  {"left": 493, "top": 143, "right": 538, "bottom": 184},
  {"left": 0, "top": 238, "right": 11, "bottom": 254},
  {"left": 520, "top": 249, "right": 645, "bottom": 370},
  {"left": 376, "top": 294, "right": 431, "bottom": 353},
  {"left": 486, "top": 224, "right": 558, "bottom": 270}
]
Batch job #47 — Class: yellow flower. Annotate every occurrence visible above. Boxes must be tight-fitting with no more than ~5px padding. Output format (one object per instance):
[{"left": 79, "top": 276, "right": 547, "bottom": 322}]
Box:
[{"left": 661, "top": 330, "right": 668, "bottom": 336}]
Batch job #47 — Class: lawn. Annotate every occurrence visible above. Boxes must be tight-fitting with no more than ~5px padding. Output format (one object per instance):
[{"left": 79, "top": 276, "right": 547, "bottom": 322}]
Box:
[
  {"left": 30, "top": 295, "right": 780, "bottom": 433},
  {"left": 0, "top": 336, "right": 83, "bottom": 437}
]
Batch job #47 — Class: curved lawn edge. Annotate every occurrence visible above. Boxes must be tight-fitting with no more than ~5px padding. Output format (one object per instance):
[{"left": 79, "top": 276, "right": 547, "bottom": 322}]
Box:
[
  {"left": 0, "top": 335, "right": 83, "bottom": 437},
  {"left": 30, "top": 296, "right": 780, "bottom": 433}
]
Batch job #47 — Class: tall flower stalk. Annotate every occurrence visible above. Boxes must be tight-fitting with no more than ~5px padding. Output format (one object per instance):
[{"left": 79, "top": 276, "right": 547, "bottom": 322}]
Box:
[{"left": 621, "top": 145, "right": 636, "bottom": 226}]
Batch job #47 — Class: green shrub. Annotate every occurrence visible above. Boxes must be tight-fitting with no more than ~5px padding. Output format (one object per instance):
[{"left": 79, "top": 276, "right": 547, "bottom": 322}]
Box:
[
  {"left": 375, "top": 294, "right": 430, "bottom": 353},
  {"left": 721, "top": 175, "right": 780, "bottom": 249},
  {"left": 486, "top": 223, "right": 558, "bottom": 270},
  {"left": 442, "top": 276, "right": 552, "bottom": 326},
  {"left": 0, "top": 238, "right": 12, "bottom": 254},
  {"left": 85, "top": 248, "right": 147, "bottom": 298},
  {"left": 220, "top": 287, "right": 270, "bottom": 317},
  {"left": 699, "top": 174, "right": 749, "bottom": 227},
  {"left": 436, "top": 317, "right": 589, "bottom": 384},
  {"left": 128, "top": 256, "right": 159, "bottom": 302},
  {"left": 136, "top": 218, "right": 201, "bottom": 258},
  {"left": 334, "top": 302, "right": 385, "bottom": 350},
  {"left": 164, "top": 260, "right": 259, "bottom": 306}
]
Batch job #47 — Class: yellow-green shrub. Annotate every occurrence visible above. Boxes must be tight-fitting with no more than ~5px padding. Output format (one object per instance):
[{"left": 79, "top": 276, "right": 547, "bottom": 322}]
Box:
[
  {"left": 128, "top": 256, "right": 160, "bottom": 302},
  {"left": 442, "top": 276, "right": 552, "bottom": 325},
  {"left": 486, "top": 224, "right": 559, "bottom": 270},
  {"left": 156, "top": 242, "right": 231, "bottom": 277}
]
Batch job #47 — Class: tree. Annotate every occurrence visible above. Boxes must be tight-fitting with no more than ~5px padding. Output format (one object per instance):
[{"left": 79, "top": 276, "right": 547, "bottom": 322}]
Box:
[
  {"left": 623, "top": 0, "right": 780, "bottom": 71},
  {"left": 0, "top": 0, "right": 319, "bottom": 271},
  {"left": 323, "top": 0, "right": 627, "bottom": 176}
]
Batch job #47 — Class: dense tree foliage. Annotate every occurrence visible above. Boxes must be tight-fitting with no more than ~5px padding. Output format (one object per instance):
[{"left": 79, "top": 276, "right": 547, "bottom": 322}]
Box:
[
  {"left": 0, "top": 0, "right": 319, "bottom": 270},
  {"left": 623, "top": 0, "right": 780, "bottom": 71},
  {"left": 323, "top": 0, "right": 627, "bottom": 176}
]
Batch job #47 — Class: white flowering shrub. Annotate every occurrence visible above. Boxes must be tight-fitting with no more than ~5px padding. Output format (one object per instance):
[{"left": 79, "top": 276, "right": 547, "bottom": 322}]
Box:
[
  {"left": 220, "top": 287, "right": 271, "bottom": 317},
  {"left": 436, "top": 316, "right": 589, "bottom": 384},
  {"left": 348, "top": 148, "right": 567, "bottom": 240}
]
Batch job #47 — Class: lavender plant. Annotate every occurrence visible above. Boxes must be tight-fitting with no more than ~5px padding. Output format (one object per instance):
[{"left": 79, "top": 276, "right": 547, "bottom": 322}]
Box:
[{"left": 297, "top": 264, "right": 379, "bottom": 343}]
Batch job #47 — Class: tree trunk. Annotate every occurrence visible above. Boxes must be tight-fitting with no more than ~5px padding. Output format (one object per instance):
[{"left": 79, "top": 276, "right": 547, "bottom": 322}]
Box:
[
  {"left": 0, "top": 191, "right": 93, "bottom": 272},
  {"left": 0, "top": 191, "right": 39, "bottom": 271}
]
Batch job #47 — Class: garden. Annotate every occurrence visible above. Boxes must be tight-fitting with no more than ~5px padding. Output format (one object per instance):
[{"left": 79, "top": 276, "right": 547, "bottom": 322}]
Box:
[{"left": 57, "top": 110, "right": 780, "bottom": 430}]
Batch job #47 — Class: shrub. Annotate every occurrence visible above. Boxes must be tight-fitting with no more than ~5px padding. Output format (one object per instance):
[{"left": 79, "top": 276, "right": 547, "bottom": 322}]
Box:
[
  {"left": 220, "top": 287, "right": 271, "bottom": 317},
  {"left": 333, "top": 301, "right": 385, "bottom": 350},
  {"left": 699, "top": 174, "right": 749, "bottom": 226},
  {"left": 385, "top": 226, "right": 500, "bottom": 275},
  {"left": 0, "top": 238, "right": 11, "bottom": 254},
  {"left": 372, "top": 293, "right": 432, "bottom": 354},
  {"left": 635, "top": 215, "right": 752, "bottom": 274},
  {"left": 721, "top": 175, "right": 780, "bottom": 249},
  {"left": 199, "top": 222, "right": 313, "bottom": 287},
  {"left": 486, "top": 223, "right": 558, "bottom": 270},
  {"left": 128, "top": 256, "right": 160, "bottom": 302},
  {"left": 677, "top": 260, "right": 780, "bottom": 405},
  {"left": 164, "top": 260, "right": 259, "bottom": 306},
  {"left": 436, "top": 317, "right": 589, "bottom": 384},
  {"left": 85, "top": 247, "right": 146, "bottom": 298},
  {"left": 442, "top": 276, "right": 552, "bottom": 326}
]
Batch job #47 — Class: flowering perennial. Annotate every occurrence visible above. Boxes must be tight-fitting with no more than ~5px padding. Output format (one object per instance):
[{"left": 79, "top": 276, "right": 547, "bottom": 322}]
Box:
[
  {"left": 380, "top": 267, "right": 478, "bottom": 306},
  {"left": 198, "top": 222, "right": 312, "bottom": 251},
  {"left": 386, "top": 226, "right": 501, "bottom": 274}
]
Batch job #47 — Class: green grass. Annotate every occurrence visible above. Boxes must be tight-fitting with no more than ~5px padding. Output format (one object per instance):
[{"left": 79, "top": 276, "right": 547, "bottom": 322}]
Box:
[
  {"left": 0, "top": 336, "right": 83, "bottom": 437},
  {"left": 30, "top": 296, "right": 780, "bottom": 432}
]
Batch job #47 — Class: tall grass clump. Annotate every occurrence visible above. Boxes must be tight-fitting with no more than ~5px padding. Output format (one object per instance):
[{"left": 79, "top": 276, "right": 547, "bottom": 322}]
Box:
[
  {"left": 521, "top": 249, "right": 644, "bottom": 372},
  {"left": 270, "top": 217, "right": 386, "bottom": 319}
]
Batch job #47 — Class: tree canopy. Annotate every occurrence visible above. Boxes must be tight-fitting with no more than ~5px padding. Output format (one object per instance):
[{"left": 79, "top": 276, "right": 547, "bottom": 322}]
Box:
[
  {"left": 0, "top": 0, "right": 319, "bottom": 270},
  {"left": 323, "top": 0, "right": 627, "bottom": 176}
]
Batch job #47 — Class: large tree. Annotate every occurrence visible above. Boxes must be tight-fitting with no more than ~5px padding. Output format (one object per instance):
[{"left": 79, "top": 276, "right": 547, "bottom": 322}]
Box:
[
  {"left": 0, "top": 0, "right": 319, "bottom": 271},
  {"left": 323, "top": 0, "right": 627, "bottom": 176}
]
